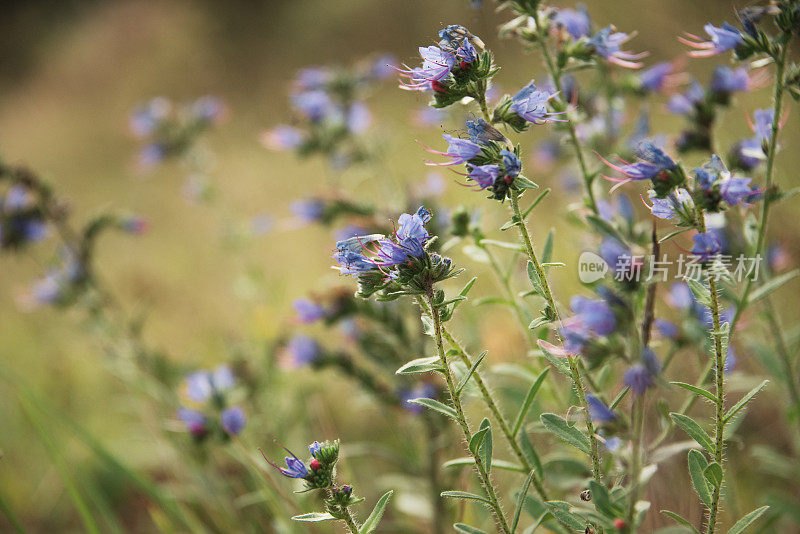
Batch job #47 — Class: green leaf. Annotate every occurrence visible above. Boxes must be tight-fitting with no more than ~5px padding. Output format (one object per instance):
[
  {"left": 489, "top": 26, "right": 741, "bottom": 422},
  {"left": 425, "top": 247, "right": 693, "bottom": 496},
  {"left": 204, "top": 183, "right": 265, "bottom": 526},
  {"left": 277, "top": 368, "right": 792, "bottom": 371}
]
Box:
[
  {"left": 473, "top": 296, "right": 513, "bottom": 307},
  {"left": 724, "top": 380, "right": 769, "bottom": 424},
  {"left": 395, "top": 356, "right": 443, "bottom": 375},
  {"left": 441, "top": 491, "right": 491, "bottom": 505},
  {"left": 540, "top": 413, "right": 591, "bottom": 455},
  {"left": 659, "top": 510, "right": 700, "bottom": 533},
  {"left": 292, "top": 513, "right": 336, "bottom": 522},
  {"left": 545, "top": 501, "right": 586, "bottom": 531},
  {"left": 469, "top": 419, "right": 493, "bottom": 474},
  {"left": 518, "top": 429, "right": 543, "bottom": 476},
  {"left": 480, "top": 239, "right": 526, "bottom": 252},
  {"left": 522, "top": 188, "right": 551, "bottom": 220},
  {"left": 537, "top": 344, "right": 571, "bottom": 375},
  {"left": 585, "top": 214, "right": 626, "bottom": 243},
  {"left": 421, "top": 315, "right": 435, "bottom": 337},
  {"left": 359, "top": 490, "right": 394, "bottom": 533},
  {"left": 511, "top": 470, "right": 536, "bottom": 533},
  {"left": 514, "top": 175, "right": 539, "bottom": 190},
  {"left": 458, "top": 277, "right": 478, "bottom": 299},
  {"left": 513, "top": 369, "right": 549, "bottom": 435},
  {"left": 687, "top": 450, "right": 712, "bottom": 507},
  {"left": 670, "top": 413, "right": 715, "bottom": 454},
  {"left": 589, "top": 480, "right": 624, "bottom": 519},
  {"left": 407, "top": 398, "right": 457, "bottom": 420},
  {"left": 442, "top": 458, "right": 526, "bottom": 473},
  {"left": 455, "top": 351, "right": 487, "bottom": 396},
  {"left": 670, "top": 382, "right": 719, "bottom": 404},
  {"left": 528, "top": 316, "right": 550, "bottom": 329},
  {"left": 747, "top": 270, "right": 799, "bottom": 304},
  {"left": 462, "top": 245, "right": 490, "bottom": 264},
  {"left": 727, "top": 506, "right": 770, "bottom": 534},
  {"left": 684, "top": 278, "right": 711, "bottom": 307},
  {"left": 704, "top": 462, "right": 723, "bottom": 488},
  {"left": 658, "top": 227, "right": 692, "bottom": 243},
  {"left": 526, "top": 261, "right": 544, "bottom": 296},
  {"left": 454, "top": 524, "right": 487, "bottom": 534},
  {"left": 542, "top": 228, "right": 555, "bottom": 264}
]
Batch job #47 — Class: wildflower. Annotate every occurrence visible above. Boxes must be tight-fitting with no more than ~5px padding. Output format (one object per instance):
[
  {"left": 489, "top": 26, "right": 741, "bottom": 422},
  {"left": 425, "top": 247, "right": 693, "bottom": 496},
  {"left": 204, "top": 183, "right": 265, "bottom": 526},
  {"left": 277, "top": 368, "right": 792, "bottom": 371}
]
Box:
[
  {"left": 588, "top": 27, "right": 647, "bottom": 69},
  {"left": 370, "top": 54, "right": 397, "bottom": 79},
  {"left": 510, "top": 81, "right": 567, "bottom": 124},
  {"left": 129, "top": 97, "right": 171, "bottom": 138},
  {"left": 273, "top": 451, "right": 310, "bottom": 479},
  {"left": 586, "top": 394, "right": 617, "bottom": 422},
  {"left": 680, "top": 23, "right": 743, "bottom": 58},
  {"left": 294, "top": 67, "right": 331, "bottom": 91},
  {"left": 667, "top": 81, "right": 705, "bottom": 115},
  {"left": 725, "top": 347, "right": 737, "bottom": 373},
  {"left": 500, "top": 149, "right": 521, "bottom": 177},
  {"left": 598, "top": 195, "right": 634, "bottom": 224},
  {"left": 624, "top": 348, "right": 661, "bottom": 395},
  {"left": 261, "top": 125, "right": 304, "bottom": 151},
  {"left": 286, "top": 335, "right": 321, "bottom": 367},
  {"left": 466, "top": 118, "right": 505, "bottom": 145},
  {"left": 599, "top": 238, "right": 642, "bottom": 281},
  {"left": 602, "top": 140, "right": 677, "bottom": 182},
  {"left": 729, "top": 138, "right": 763, "bottom": 170},
  {"left": 291, "top": 90, "right": 334, "bottom": 121},
  {"left": 397, "top": 46, "right": 456, "bottom": 91},
  {"left": 638, "top": 62, "right": 675, "bottom": 93},
  {"left": 552, "top": 5, "right": 591, "bottom": 39},
  {"left": 221, "top": 406, "right": 246, "bottom": 436},
  {"left": 192, "top": 96, "right": 226, "bottom": 124},
  {"left": 291, "top": 198, "right": 325, "bottom": 224},
  {"left": 559, "top": 295, "right": 617, "bottom": 353},
  {"left": 646, "top": 188, "right": 693, "bottom": 220},
  {"left": 710, "top": 66, "right": 753, "bottom": 95},
  {"left": 186, "top": 365, "right": 236, "bottom": 403},
  {"left": 691, "top": 232, "right": 722, "bottom": 262},
  {"left": 178, "top": 408, "right": 207, "bottom": 437},
  {"left": 425, "top": 134, "right": 482, "bottom": 166},
  {"left": 466, "top": 164, "right": 500, "bottom": 189},
  {"left": 137, "top": 143, "right": 167, "bottom": 168},
  {"left": 414, "top": 106, "right": 447, "bottom": 127},
  {"left": 347, "top": 102, "right": 372, "bottom": 134},
  {"left": 294, "top": 298, "right": 327, "bottom": 323},
  {"left": 654, "top": 318, "right": 679, "bottom": 339},
  {"left": 750, "top": 108, "right": 774, "bottom": 144}
]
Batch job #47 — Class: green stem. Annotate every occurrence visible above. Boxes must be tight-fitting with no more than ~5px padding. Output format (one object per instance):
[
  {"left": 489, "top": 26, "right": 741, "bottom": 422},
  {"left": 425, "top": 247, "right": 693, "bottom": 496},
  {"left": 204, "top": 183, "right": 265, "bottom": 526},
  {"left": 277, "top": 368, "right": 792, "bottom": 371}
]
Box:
[
  {"left": 534, "top": 34, "right": 598, "bottom": 214},
  {"left": 340, "top": 504, "right": 360, "bottom": 534},
  {"left": 509, "top": 191, "right": 603, "bottom": 481},
  {"left": 420, "top": 294, "right": 512, "bottom": 534},
  {"left": 697, "top": 211, "right": 725, "bottom": 534},
  {"left": 626, "top": 396, "right": 645, "bottom": 532},
  {"left": 481, "top": 242, "right": 536, "bottom": 347}
]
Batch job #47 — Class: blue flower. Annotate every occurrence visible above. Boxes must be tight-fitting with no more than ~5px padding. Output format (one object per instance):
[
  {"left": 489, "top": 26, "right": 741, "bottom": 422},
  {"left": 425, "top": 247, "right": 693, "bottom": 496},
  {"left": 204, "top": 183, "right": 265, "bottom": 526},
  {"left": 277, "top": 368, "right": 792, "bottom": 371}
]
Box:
[
  {"left": 602, "top": 140, "right": 676, "bottom": 181},
  {"left": 309, "top": 441, "right": 322, "bottom": 457},
  {"left": 400, "top": 383, "right": 439, "bottom": 414},
  {"left": 192, "top": 96, "right": 226, "bottom": 124},
  {"left": 730, "top": 137, "right": 763, "bottom": 170},
  {"left": 691, "top": 232, "right": 722, "bottom": 262},
  {"left": 552, "top": 5, "right": 591, "bottom": 39},
  {"left": 261, "top": 125, "right": 304, "bottom": 151},
  {"left": 291, "top": 90, "right": 334, "bottom": 121},
  {"left": 639, "top": 62, "right": 674, "bottom": 92},
  {"left": 510, "top": 81, "right": 567, "bottom": 124},
  {"left": 186, "top": 366, "right": 236, "bottom": 403},
  {"left": 370, "top": 54, "right": 397, "bottom": 79},
  {"left": 425, "top": 134, "right": 483, "bottom": 166},
  {"left": 500, "top": 150, "right": 521, "bottom": 177},
  {"left": 599, "top": 238, "right": 639, "bottom": 279},
  {"left": 294, "top": 298, "right": 327, "bottom": 323},
  {"left": 667, "top": 80, "right": 705, "bottom": 115},
  {"left": 647, "top": 188, "right": 693, "bottom": 219},
  {"left": 751, "top": 108, "right": 774, "bottom": 143},
  {"left": 294, "top": 67, "right": 332, "bottom": 90},
  {"left": 710, "top": 66, "right": 752, "bottom": 94},
  {"left": 277, "top": 454, "right": 309, "bottom": 479},
  {"left": 720, "top": 175, "right": 754, "bottom": 205},
  {"left": 129, "top": 97, "right": 171, "bottom": 138},
  {"left": 291, "top": 199, "right": 325, "bottom": 223},
  {"left": 287, "top": 335, "right": 321, "bottom": 367},
  {"left": 654, "top": 318, "right": 679, "bottom": 339},
  {"left": 725, "top": 347, "right": 737, "bottom": 373},
  {"left": 624, "top": 349, "right": 661, "bottom": 395},
  {"left": 347, "top": 102, "right": 372, "bottom": 134},
  {"left": 397, "top": 46, "right": 456, "bottom": 91},
  {"left": 588, "top": 27, "right": 647, "bottom": 69},
  {"left": 598, "top": 195, "right": 634, "bottom": 223},
  {"left": 681, "top": 23, "right": 743, "bottom": 58},
  {"left": 569, "top": 296, "right": 616, "bottom": 336},
  {"left": 221, "top": 406, "right": 246, "bottom": 435},
  {"left": 466, "top": 164, "right": 500, "bottom": 189},
  {"left": 586, "top": 394, "right": 617, "bottom": 422}
]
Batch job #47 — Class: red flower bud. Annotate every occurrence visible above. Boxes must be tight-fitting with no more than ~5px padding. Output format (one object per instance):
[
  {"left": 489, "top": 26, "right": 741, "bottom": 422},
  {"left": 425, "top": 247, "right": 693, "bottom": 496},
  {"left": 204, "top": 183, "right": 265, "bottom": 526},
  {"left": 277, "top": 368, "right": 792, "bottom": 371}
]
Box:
[
  {"left": 310, "top": 459, "right": 321, "bottom": 470},
  {"left": 459, "top": 60, "right": 471, "bottom": 70},
  {"left": 613, "top": 518, "right": 627, "bottom": 530},
  {"left": 504, "top": 175, "right": 514, "bottom": 184},
  {"left": 431, "top": 81, "right": 447, "bottom": 94}
]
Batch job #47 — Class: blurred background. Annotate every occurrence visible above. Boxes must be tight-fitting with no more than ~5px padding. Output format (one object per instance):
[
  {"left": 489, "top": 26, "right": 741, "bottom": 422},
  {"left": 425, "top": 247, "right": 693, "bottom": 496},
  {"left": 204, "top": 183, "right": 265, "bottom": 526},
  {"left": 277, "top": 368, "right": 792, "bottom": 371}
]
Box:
[{"left": 1, "top": 0, "right": 799, "bottom": 532}]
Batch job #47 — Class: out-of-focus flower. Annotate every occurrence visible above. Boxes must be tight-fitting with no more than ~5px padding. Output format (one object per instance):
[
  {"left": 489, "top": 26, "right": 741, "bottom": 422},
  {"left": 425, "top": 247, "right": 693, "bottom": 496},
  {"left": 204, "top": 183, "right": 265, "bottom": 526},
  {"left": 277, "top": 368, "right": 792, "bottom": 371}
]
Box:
[
  {"left": 186, "top": 365, "right": 236, "bottom": 403},
  {"left": 294, "top": 298, "right": 327, "bottom": 324},
  {"left": 654, "top": 318, "right": 679, "bottom": 339},
  {"left": 178, "top": 408, "right": 207, "bottom": 437},
  {"left": 691, "top": 232, "right": 722, "bottom": 262},
  {"left": 286, "top": 334, "right": 321, "bottom": 367},
  {"left": 291, "top": 198, "right": 325, "bottom": 224},
  {"left": 552, "top": 5, "right": 591, "bottom": 39},
  {"left": 667, "top": 80, "right": 705, "bottom": 115},
  {"left": 586, "top": 394, "right": 617, "bottom": 422},
  {"left": 624, "top": 348, "right": 661, "bottom": 395},
  {"left": 399, "top": 383, "right": 438, "bottom": 414},
  {"left": 680, "top": 23, "right": 743, "bottom": 58},
  {"left": 261, "top": 125, "right": 304, "bottom": 151},
  {"left": 589, "top": 27, "right": 647, "bottom": 69},
  {"left": 424, "top": 134, "right": 483, "bottom": 166},
  {"left": 221, "top": 406, "right": 246, "bottom": 435}
]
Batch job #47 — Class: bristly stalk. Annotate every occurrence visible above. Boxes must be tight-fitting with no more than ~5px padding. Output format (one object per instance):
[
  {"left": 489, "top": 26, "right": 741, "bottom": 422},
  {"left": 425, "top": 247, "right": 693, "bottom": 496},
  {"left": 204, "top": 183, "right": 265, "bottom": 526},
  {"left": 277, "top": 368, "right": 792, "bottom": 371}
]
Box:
[
  {"left": 509, "top": 190, "right": 603, "bottom": 481},
  {"left": 697, "top": 210, "right": 726, "bottom": 534},
  {"left": 419, "top": 293, "right": 512, "bottom": 534}
]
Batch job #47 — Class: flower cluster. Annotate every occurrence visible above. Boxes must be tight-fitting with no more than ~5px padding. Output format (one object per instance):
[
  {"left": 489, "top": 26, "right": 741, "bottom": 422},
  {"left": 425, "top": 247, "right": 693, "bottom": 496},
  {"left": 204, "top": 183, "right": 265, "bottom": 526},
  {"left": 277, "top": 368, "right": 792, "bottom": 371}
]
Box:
[
  {"left": 177, "top": 365, "right": 246, "bottom": 440},
  {"left": 0, "top": 183, "right": 48, "bottom": 250},
  {"left": 265, "top": 440, "right": 340, "bottom": 490},
  {"left": 130, "top": 96, "right": 226, "bottom": 169}
]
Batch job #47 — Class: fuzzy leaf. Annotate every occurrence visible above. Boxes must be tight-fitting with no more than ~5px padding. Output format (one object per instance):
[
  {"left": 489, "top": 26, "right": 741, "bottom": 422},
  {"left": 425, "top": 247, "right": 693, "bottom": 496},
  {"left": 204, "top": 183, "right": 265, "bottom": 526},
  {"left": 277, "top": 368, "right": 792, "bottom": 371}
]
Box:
[
  {"left": 514, "top": 175, "right": 539, "bottom": 190},
  {"left": 513, "top": 369, "right": 549, "bottom": 435},
  {"left": 670, "top": 382, "right": 719, "bottom": 404},
  {"left": 687, "top": 450, "right": 712, "bottom": 507},
  {"left": 704, "top": 462, "right": 723, "bottom": 488},
  {"left": 540, "top": 413, "right": 591, "bottom": 455},
  {"left": 545, "top": 501, "right": 586, "bottom": 531},
  {"left": 684, "top": 278, "right": 711, "bottom": 307},
  {"left": 670, "top": 413, "right": 715, "bottom": 454},
  {"left": 462, "top": 245, "right": 490, "bottom": 264},
  {"left": 454, "top": 524, "right": 487, "bottom": 534},
  {"left": 542, "top": 228, "right": 555, "bottom": 264},
  {"left": 469, "top": 419, "right": 493, "bottom": 474},
  {"left": 408, "top": 398, "right": 457, "bottom": 420},
  {"left": 441, "top": 491, "right": 491, "bottom": 505},
  {"left": 442, "top": 457, "right": 526, "bottom": 473},
  {"left": 747, "top": 270, "right": 799, "bottom": 304},
  {"left": 292, "top": 513, "right": 336, "bottom": 522},
  {"left": 724, "top": 380, "right": 769, "bottom": 424},
  {"left": 727, "top": 506, "right": 770, "bottom": 534},
  {"left": 511, "top": 470, "right": 536, "bottom": 533},
  {"left": 589, "top": 480, "right": 624, "bottom": 519},
  {"left": 359, "top": 491, "right": 393, "bottom": 534},
  {"left": 526, "top": 261, "right": 544, "bottom": 296},
  {"left": 395, "top": 356, "right": 443, "bottom": 375},
  {"left": 455, "top": 351, "right": 487, "bottom": 396},
  {"left": 660, "top": 510, "right": 700, "bottom": 534}
]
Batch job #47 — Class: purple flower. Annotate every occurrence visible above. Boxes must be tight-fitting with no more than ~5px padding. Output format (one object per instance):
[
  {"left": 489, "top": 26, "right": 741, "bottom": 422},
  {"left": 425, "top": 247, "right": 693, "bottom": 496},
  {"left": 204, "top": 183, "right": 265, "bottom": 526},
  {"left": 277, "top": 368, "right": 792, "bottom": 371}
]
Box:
[
  {"left": 598, "top": 195, "right": 634, "bottom": 223},
  {"left": 500, "top": 149, "right": 521, "bottom": 177},
  {"left": 137, "top": 143, "right": 167, "bottom": 168},
  {"left": 192, "top": 96, "right": 226, "bottom": 124},
  {"left": 178, "top": 408, "right": 207, "bottom": 437},
  {"left": 624, "top": 349, "right": 661, "bottom": 395},
  {"left": 413, "top": 107, "right": 447, "bottom": 127},
  {"left": 654, "top": 318, "right": 679, "bottom": 339},
  {"left": 347, "top": 102, "right": 372, "bottom": 134},
  {"left": 186, "top": 365, "right": 236, "bottom": 403},
  {"left": 397, "top": 46, "right": 456, "bottom": 91},
  {"left": 599, "top": 238, "right": 639, "bottom": 279},
  {"left": 261, "top": 125, "right": 304, "bottom": 151},
  {"left": 275, "top": 452, "right": 309, "bottom": 479},
  {"left": 294, "top": 298, "right": 326, "bottom": 323},
  {"left": 294, "top": 67, "right": 331, "bottom": 90},
  {"left": 334, "top": 248, "right": 377, "bottom": 277},
  {"left": 751, "top": 108, "right": 774, "bottom": 143},
  {"left": 120, "top": 216, "right": 149, "bottom": 235},
  {"left": 291, "top": 199, "right": 325, "bottom": 223},
  {"left": 370, "top": 54, "right": 397, "bottom": 79},
  {"left": 691, "top": 232, "right": 722, "bottom": 262},
  {"left": 601, "top": 140, "right": 676, "bottom": 182},
  {"left": 710, "top": 66, "right": 752, "bottom": 94},
  {"left": 731, "top": 137, "right": 763, "bottom": 170},
  {"left": 466, "top": 164, "right": 500, "bottom": 189},
  {"left": 221, "top": 406, "right": 246, "bottom": 435},
  {"left": 639, "top": 62, "right": 674, "bottom": 92},
  {"left": 4, "top": 185, "right": 32, "bottom": 211},
  {"left": 291, "top": 90, "right": 334, "bottom": 121},
  {"left": 667, "top": 81, "right": 705, "bottom": 115},
  {"left": 552, "top": 5, "right": 591, "bottom": 39},
  {"left": 425, "top": 134, "right": 482, "bottom": 166},
  {"left": 681, "top": 23, "right": 743, "bottom": 58},
  {"left": 588, "top": 27, "right": 647, "bottom": 69},
  {"left": 586, "top": 394, "right": 617, "bottom": 422},
  {"left": 510, "top": 81, "right": 567, "bottom": 124},
  {"left": 129, "top": 97, "right": 171, "bottom": 138},
  {"left": 647, "top": 188, "right": 693, "bottom": 219},
  {"left": 720, "top": 175, "right": 754, "bottom": 205},
  {"left": 725, "top": 347, "right": 737, "bottom": 373},
  {"left": 287, "top": 335, "right": 321, "bottom": 367},
  {"left": 570, "top": 296, "right": 616, "bottom": 335}
]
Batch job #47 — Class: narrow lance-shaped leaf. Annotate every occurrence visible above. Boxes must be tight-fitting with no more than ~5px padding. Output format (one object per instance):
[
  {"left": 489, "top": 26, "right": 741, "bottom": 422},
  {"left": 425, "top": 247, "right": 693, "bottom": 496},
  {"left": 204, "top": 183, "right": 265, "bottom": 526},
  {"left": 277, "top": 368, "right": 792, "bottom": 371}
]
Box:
[
  {"left": 441, "top": 491, "right": 492, "bottom": 505},
  {"left": 660, "top": 510, "right": 700, "bottom": 534},
  {"left": 292, "top": 513, "right": 336, "bottom": 522},
  {"left": 687, "top": 450, "right": 712, "bottom": 507},
  {"left": 724, "top": 380, "right": 769, "bottom": 424},
  {"left": 359, "top": 490, "right": 394, "bottom": 534},
  {"left": 727, "top": 505, "right": 770, "bottom": 534},
  {"left": 513, "top": 369, "right": 549, "bottom": 435},
  {"left": 540, "top": 413, "right": 591, "bottom": 455},
  {"left": 670, "top": 413, "right": 715, "bottom": 454},
  {"left": 407, "top": 398, "right": 457, "bottom": 420},
  {"left": 455, "top": 351, "right": 487, "bottom": 396},
  {"left": 511, "top": 470, "right": 536, "bottom": 533},
  {"left": 469, "top": 419, "right": 493, "bottom": 474}
]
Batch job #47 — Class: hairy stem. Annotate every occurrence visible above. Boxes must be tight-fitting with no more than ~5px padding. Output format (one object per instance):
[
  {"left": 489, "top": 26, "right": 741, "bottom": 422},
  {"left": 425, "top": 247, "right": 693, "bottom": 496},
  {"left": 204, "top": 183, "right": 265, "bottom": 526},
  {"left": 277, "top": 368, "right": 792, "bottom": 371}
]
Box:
[
  {"left": 509, "top": 191, "right": 603, "bottom": 481},
  {"left": 626, "top": 396, "right": 645, "bottom": 531},
  {"left": 420, "top": 294, "right": 512, "bottom": 534}
]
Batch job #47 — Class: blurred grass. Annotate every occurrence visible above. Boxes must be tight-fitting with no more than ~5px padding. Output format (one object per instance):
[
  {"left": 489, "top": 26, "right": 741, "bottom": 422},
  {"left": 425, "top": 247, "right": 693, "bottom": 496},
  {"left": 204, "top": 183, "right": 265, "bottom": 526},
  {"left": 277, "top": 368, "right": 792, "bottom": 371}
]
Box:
[{"left": 0, "top": 0, "right": 799, "bottom": 531}]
